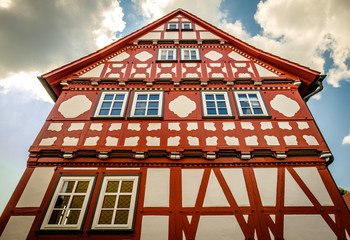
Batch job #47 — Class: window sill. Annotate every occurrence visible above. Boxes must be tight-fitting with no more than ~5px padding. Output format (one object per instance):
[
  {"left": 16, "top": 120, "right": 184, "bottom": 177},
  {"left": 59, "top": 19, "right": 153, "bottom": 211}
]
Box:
[
  {"left": 35, "top": 229, "right": 83, "bottom": 235},
  {"left": 237, "top": 115, "right": 272, "bottom": 119}
]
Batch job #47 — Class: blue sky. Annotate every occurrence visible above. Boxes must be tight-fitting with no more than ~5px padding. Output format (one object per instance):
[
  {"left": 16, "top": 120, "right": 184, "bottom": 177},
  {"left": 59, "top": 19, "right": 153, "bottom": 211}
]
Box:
[{"left": 0, "top": 0, "right": 350, "bottom": 214}]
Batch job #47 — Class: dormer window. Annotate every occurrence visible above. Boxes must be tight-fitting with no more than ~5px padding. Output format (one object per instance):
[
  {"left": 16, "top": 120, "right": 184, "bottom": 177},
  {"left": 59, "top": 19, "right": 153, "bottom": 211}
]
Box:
[
  {"left": 167, "top": 22, "right": 179, "bottom": 31},
  {"left": 181, "top": 22, "right": 193, "bottom": 30}
]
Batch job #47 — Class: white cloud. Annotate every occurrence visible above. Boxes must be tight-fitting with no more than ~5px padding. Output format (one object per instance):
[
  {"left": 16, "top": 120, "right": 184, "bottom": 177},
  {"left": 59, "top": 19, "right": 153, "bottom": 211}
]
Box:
[
  {"left": 0, "top": 72, "right": 52, "bottom": 103},
  {"left": 0, "top": 0, "right": 11, "bottom": 8},
  {"left": 342, "top": 134, "right": 350, "bottom": 145},
  {"left": 219, "top": 20, "right": 251, "bottom": 41},
  {"left": 94, "top": 1, "right": 126, "bottom": 48}
]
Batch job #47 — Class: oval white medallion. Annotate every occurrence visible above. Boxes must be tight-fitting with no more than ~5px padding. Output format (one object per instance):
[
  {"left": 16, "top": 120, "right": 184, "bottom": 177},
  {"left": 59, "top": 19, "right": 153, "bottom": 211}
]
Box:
[
  {"left": 58, "top": 95, "right": 92, "bottom": 118},
  {"left": 270, "top": 94, "right": 300, "bottom": 117},
  {"left": 169, "top": 95, "right": 196, "bottom": 118}
]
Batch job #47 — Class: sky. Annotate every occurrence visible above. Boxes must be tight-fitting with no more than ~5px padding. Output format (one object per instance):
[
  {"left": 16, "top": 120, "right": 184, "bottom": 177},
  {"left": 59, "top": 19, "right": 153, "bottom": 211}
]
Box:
[{"left": 0, "top": 0, "right": 350, "bottom": 214}]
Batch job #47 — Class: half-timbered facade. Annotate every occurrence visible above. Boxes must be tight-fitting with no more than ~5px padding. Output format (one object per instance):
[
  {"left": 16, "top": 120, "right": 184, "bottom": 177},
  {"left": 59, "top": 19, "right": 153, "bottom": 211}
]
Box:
[{"left": 1, "top": 9, "right": 349, "bottom": 240}]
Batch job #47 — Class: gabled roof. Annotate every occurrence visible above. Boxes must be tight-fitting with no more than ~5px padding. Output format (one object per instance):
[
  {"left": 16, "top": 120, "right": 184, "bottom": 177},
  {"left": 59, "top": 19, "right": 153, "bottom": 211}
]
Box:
[{"left": 39, "top": 8, "right": 322, "bottom": 101}]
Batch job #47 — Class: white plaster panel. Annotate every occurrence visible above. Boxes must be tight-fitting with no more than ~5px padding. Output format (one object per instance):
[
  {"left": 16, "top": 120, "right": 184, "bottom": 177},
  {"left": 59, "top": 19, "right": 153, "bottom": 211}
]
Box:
[
  {"left": 188, "top": 136, "right": 199, "bottom": 146},
  {"left": 62, "top": 137, "right": 79, "bottom": 146},
  {"left": 105, "top": 136, "right": 118, "bottom": 146},
  {"left": 264, "top": 135, "right": 280, "bottom": 146},
  {"left": 144, "top": 168, "right": 170, "bottom": 207},
  {"left": 164, "top": 31, "right": 179, "bottom": 39},
  {"left": 109, "top": 52, "right": 130, "bottom": 61},
  {"left": 221, "top": 168, "right": 250, "bottom": 206},
  {"left": 135, "top": 51, "right": 153, "bottom": 62},
  {"left": 58, "top": 95, "right": 92, "bottom": 118},
  {"left": 16, "top": 167, "right": 55, "bottom": 207},
  {"left": 278, "top": 122, "right": 292, "bottom": 130},
  {"left": 303, "top": 135, "right": 319, "bottom": 145},
  {"left": 147, "top": 123, "right": 161, "bottom": 131},
  {"left": 84, "top": 136, "right": 99, "bottom": 146},
  {"left": 204, "top": 122, "right": 216, "bottom": 131},
  {"left": 239, "top": 73, "right": 251, "bottom": 78},
  {"left": 284, "top": 135, "right": 298, "bottom": 145},
  {"left": 284, "top": 215, "right": 336, "bottom": 240},
  {"left": 196, "top": 215, "right": 245, "bottom": 240},
  {"left": 185, "top": 63, "right": 197, "bottom": 67},
  {"left": 254, "top": 168, "right": 277, "bottom": 206},
  {"left": 39, "top": 137, "right": 57, "bottom": 146},
  {"left": 154, "top": 25, "right": 164, "bottom": 31},
  {"left": 241, "top": 122, "right": 254, "bottom": 130},
  {"left": 133, "top": 73, "right": 146, "bottom": 78},
  {"left": 206, "top": 137, "right": 218, "bottom": 146},
  {"left": 285, "top": 170, "right": 313, "bottom": 206},
  {"left": 182, "top": 31, "right": 197, "bottom": 39},
  {"left": 146, "top": 136, "right": 160, "bottom": 146},
  {"left": 182, "top": 169, "right": 204, "bottom": 207},
  {"left": 167, "top": 136, "right": 180, "bottom": 146},
  {"left": 90, "top": 123, "right": 103, "bottom": 131},
  {"left": 109, "top": 123, "right": 122, "bottom": 131},
  {"left": 168, "top": 122, "right": 180, "bottom": 131},
  {"left": 212, "top": 73, "right": 224, "bottom": 78},
  {"left": 228, "top": 51, "right": 249, "bottom": 61},
  {"left": 48, "top": 123, "right": 63, "bottom": 131},
  {"left": 195, "top": 24, "right": 205, "bottom": 30},
  {"left": 139, "top": 32, "right": 161, "bottom": 40},
  {"left": 140, "top": 216, "right": 169, "bottom": 240},
  {"left": 204, "top": 51, "right": 223, "bottom": 61},
  {"left": 297, "top": 122, "right": 310, "bottom": 130},
  {"left": 261, "top": 122, "right": 273, "bottom": 130},
  {"left": 203, "top": 170, "right": 229, "bottom": 207},
  {"left": 187, "top": 122, "right": 198, "bottom": 131},
  {"left": 80, "top": 64, "right": 104, "bottom": 78},
  {"left": 169, "top": 95, "right": 196, "bottom": 118},
  {"left": 124, "top": 137, "right": 139, "bottom": 146},
  {"left": 160, "top": 73, "right": 172, "bottom": 78},
  {"left": 224, "top": 136, "right": 239, "bottom": 146},
  {"left": 0, "top": 216, "right": 36, "bottom": 240},
  {"left": 199, "top": 31, "right": 219, "bottom": 39},
  {"left": 245, "top": 136, "right": 258, "bottom": 146},
  {"left": 136, "top": 64, "right": 148, "bottom": 68},
  {"left": 270, "top": 94, "right": 300, "bottom": 117},
  {"left": 255, "top": 63, "right": 279, "bottom": 77},
  {"left": 222, "top": 122, "right": 235, "bottom": 131},
  {"left": 68, "top": 123, "right": 85, "bottom": 131},
  {"left": 128, "top": 123, "right": 141, "bottom": 131},
  {"left": 294, "top": 167, "right": 333, "bottom": 206}
]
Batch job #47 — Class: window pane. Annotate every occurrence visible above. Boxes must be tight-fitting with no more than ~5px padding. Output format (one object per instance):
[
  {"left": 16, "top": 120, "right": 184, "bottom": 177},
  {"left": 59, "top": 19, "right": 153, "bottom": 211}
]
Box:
[
  {"left": 135, "top": 102, "right": 146, "bottom": 108},
  {"left": 113, "top": 102, "right": 123, "bottom": 108},
  {"left": 149, "top": 94, "right": 159, "bottom": 100},
  {"left": 114, "top": 95, "right": 125, "bottom": 100},
  {"left": 75, "top": 181, "right": 89, "bottom": 193},
  {"left": 161, "top": 51, "right": 167, "bottom": 60},
  {"left": 205, "top": 95, "right": 214, "bottom": 100},
  {"left": 217, "top": 101, "right": 226, "bottom": 108},
  {"left": 99, "top": 109, "right": 109, "bottom": 116},
  {"left": 111, "top": 109, "right": 121, "bottom": 115},
  {"left": 184, "top": 50, "right": 189, "bottom": 60},
  {"left": 48, "top": 210, "right": 64, "bottom": 224},
  {"left": 216, "top": 94, "right": 225, "bottom": 100},
  {"left": 66, "top": 210, "right": 80, "bottom": 224},
  {"left": 70, "top": 196, "right": 85, "bottom": 208},
  {"left": 101, "top": 102, "right": 111, "bottom": 108},
  {"left": 206, "top": 101, "right": 215, "bottom": 108},
  {"left": 238, "top": 94, "right": 248, "bottom": 101},
  {"left": 137, "top": 94, "right": 147, "bottom": 100},
  {"left": 54, "top": 196, "right": 70, "bottom": 208},
  {"left": 102, "top": 196, "right": 116, "bottom": 208},
  {"left": 218, "top": 108, "right": 228, "bottom": 115},
  {"left": 117, "top": 195, "right": 131, "bottom": 208},
  {"left": 135, "top": 109, "right": 146, "bottom": 115},
  {"left": 248, "top": 94, "right": 258, "bottom": 100},
  {"left": 98, "top": 210, "right": 113, "bottom": 224},
  {"left": 61, "top": 181, "right": 75, "bottom": 193},
  {"left": 115, "top": 210, "right": 129, "bottom": 224},
  {"left": 191, "top": 50, "right": 197, "bottom": 59},
  {"left": 250, "top": 101, "right": 261, "bottom": 107},
  {"left": 148, "top": 102, "right": 159, "bottom": 108},
  {"left": 168, "top": 51, "right": 173, "bottom": 60},
  {"left": 106, "top": 181, "right": 120, "bottom": 193},
  {"left": 240, "top": 101, "right": 250, "bottom": 108},
  {"left": 242, "top": 108, "right": 252, "bottom": 114},
  {"left": 207, "top": 108, "right": 217, "bottom": 115},
  {"left": 253, "top": 108, "right": 263, "bottom": 114},
  {"left": 147, "top": 109, "right": 158, "bottom": 115},
  {"left": 104, "top": 95, "right": 114, "bottom": 100},
  {"left": 120, "top": 181, "right": 134, "bottom": 193}
]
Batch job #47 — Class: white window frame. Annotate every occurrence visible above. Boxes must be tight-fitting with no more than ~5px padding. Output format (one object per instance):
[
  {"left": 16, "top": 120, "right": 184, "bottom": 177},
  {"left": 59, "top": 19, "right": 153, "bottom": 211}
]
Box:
[
  {"left": 180, "top": 48, "right": 200, "bottom": 61},
  {"left": 166, "top": 22, "right": 179, "bottom": 30},
  {"left": 129, "top": 91, "right": 164, "bottom": 118},
  {"left": 233, "top": 90, "right": 269, "bottom": 117},
  {"left": 201, "top": 91, "right": 233, "bottom": 118},
  {"left": 91, "top": 175, "right": 139, "bottom": 230},
  {"left": 181, "top": 22, "right": 193, "bottom": 30},
  {"left": 157, "top": 48, "right": 177, "bottom": 62},
  {"left": 40, "top": 176, "right": 95, "bottom": 230},
  {"left": 93, "top": 91, "right": 129, "bottom": 118}
]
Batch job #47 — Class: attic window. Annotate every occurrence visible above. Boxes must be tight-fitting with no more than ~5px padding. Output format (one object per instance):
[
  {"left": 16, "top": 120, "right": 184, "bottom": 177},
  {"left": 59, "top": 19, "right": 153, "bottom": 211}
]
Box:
[
  {"left": 167, "top": 22, "right": 179, "bottom": 31},
  {"left": 181, "top": 22, "right": 193, "bottom": 30}
]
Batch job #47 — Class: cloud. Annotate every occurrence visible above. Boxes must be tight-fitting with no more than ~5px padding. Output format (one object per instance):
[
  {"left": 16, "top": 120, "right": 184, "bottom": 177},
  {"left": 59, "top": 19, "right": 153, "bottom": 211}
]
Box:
[
  {"left": 342, "top": 134, "right": 350, "bottom": 145},
  {"left": 0, "top": 72, "right": 52, "bottom": 103}
]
